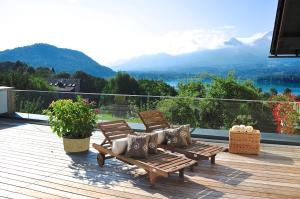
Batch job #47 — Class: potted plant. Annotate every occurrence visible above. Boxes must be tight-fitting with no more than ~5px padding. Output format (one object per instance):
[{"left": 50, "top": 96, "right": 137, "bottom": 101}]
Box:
[{"left": 44, "top": 96, "right": 99, "bottom": 153}]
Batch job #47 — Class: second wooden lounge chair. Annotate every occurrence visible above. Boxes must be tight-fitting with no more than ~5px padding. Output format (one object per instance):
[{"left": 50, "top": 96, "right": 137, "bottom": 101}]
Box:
[
  {"left": 138, "top": 110, "right": 226, "bottom": 164},
  {"left": 92, "top": 120, "right": 197, "bottom": 186}
]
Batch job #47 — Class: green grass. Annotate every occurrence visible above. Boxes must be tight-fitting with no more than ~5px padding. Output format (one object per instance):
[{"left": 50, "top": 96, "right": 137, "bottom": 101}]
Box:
[{"left": 97, "top": 113, "right": 141, "bottom": 123}]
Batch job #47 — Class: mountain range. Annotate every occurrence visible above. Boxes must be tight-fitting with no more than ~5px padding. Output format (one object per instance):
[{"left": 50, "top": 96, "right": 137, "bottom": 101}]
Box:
[
  {"left": 0, "top": 43, "right": 115, "bottom": 77},
  {"left": 115, "top": 31, "right": 300, "bottom": 77},
  {"left": 1, "top": 31, "right": 300, "bottom": 79}
]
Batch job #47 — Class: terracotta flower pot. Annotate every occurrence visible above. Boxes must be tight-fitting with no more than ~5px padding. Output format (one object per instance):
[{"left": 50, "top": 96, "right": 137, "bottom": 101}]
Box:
[{"left": 63, "top": 137, "right": 90, "bottom": 153}]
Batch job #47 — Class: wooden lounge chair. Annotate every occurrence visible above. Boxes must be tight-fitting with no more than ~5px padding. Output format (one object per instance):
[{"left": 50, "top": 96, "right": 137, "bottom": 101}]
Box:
[
  {"left": 138, "top": 110, "right": 226, "bottom": 164},
  {"left": 92, "top": 120, "right": 197, "bottom": 186}
]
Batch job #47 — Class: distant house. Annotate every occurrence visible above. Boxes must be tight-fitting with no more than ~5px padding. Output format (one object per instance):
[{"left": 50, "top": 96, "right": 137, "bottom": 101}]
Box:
[{"left": 48, "top": 79, "right": 80, "bottom": 92}]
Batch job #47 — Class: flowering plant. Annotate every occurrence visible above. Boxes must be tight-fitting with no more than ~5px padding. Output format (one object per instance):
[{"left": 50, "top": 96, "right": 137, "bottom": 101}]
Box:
[
  {"left": 268, "top": 94, "right": 299, "bottom": 134},
  {"left": 44, "top": 96, "right": 100, "bottom": 138}
]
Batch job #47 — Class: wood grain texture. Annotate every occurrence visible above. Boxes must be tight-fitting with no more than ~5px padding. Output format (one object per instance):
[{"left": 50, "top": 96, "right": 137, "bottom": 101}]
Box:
[{"left": 0, "top": 119, "right": 300, "bottom": 198}]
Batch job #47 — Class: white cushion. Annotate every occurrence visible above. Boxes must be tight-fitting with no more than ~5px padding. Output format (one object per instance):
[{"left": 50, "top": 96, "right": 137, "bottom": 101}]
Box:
[
  {"left": 170, "top": 124, "right": 192, "bottom": 144},
  {"left": 112, "top": 137, "right": 128, "bottom": 155},
  {"left": 239, "top": 125, "right": 246, "bottom": 132},
  {"left": 245, "top": 126, "right": 254, "bottom": 133},
  {"left": 232, "top": 125, "right": 240, "bottom": 132},
  {"left": 152, "top": 130, "right": 165, "bottom": 144}
]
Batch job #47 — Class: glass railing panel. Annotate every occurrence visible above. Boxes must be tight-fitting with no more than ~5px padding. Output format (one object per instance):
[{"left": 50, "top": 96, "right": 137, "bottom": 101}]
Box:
[{"left": 11, "top": 90, "right": 300, "bottom": 136}]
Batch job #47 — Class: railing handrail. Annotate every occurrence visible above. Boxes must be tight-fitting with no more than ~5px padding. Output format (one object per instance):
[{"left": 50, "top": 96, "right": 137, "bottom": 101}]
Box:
[{"left": 13, "top": 89, "right": 300, "bottom": 104}]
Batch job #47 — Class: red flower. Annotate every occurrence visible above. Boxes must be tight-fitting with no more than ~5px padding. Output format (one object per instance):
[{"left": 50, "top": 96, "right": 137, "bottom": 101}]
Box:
[{"left": 94, "top": 108, "right": 100, "bottom": 114}]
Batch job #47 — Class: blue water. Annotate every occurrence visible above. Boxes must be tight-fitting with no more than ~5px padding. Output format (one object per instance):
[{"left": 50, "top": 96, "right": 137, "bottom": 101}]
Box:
[{"left": 165, "top": 79, "right": 300, "bottom": 96}]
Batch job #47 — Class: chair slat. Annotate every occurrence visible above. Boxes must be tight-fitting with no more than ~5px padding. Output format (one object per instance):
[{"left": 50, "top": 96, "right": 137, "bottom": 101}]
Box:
[
  {"left": 108, "top": 134, "right": 129, "bottom": 141},
  {"left": 98, "top": 120, "right": 133, "bottom": 143},
  {"left": 160, "top": 158, "right": 193, "bottom": 171},
  {"left": 148, "top": 155, "right": 181, "bottom": 167},
  {"left": 139, "top": 110, "right": 170, "bottom": 132},
  {"left": 154, "top": 156, "right": 184, "bottom": 168},
  {"left": 105, "top": 129, "right": 133, "bottom": 137}
]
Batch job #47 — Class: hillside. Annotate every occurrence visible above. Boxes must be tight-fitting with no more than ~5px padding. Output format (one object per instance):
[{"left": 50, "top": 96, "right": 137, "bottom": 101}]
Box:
[{"left": 0, "top": 43, "right": 115, "bottom": 78}]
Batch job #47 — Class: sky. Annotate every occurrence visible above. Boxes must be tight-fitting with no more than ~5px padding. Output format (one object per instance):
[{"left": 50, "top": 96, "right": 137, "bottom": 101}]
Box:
[{"left": 0, "top": 0, "right": 278, "bottom": 66}]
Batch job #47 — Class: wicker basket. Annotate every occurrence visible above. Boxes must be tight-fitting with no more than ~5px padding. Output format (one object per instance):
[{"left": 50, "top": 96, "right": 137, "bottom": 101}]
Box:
[{"left": 229, "top": 129, "right": 260, "bottom": 154}]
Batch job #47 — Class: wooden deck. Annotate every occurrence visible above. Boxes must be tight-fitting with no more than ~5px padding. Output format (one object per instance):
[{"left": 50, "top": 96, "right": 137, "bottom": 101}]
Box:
[{"left": 0, "top": 120, "right": 300, "bottom": 199}]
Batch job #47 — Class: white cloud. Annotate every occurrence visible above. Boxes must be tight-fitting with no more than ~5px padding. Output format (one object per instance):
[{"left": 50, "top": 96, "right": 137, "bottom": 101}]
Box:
[
  {"left": 219, "top": 25, "right": 236, "bottom": 30},
  {"left": 108, "top": 28, "right": 229, "bottom": 65},
  {"left": 65, "top": 0, "right": 80, "bottom": 3},
  {"left": 237, "top": 32, "right": 268, "bottom": 45},
  {"left": 161, "top": 29, "right": 227, "bottom": 55}
]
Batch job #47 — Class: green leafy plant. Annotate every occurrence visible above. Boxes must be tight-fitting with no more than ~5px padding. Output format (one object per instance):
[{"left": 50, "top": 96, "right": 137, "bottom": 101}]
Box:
[{"left": 44, "top": 96, "right": 98, "bottom": 138}]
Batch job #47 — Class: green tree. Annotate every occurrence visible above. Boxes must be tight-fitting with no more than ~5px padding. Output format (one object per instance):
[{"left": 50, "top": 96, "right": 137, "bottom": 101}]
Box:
[
  {"left": 155, "top": 80, "right": 205, "bottom": 127},
  {"left": 34, "top": 67, "right": 55, "bottom": 78},
  {"left": 178, "top": 81, "right": 205, "bottom": 97},
  {"left": 138, "top": 79, "right": 177, "bottom": 96},
  {"left": 73, "top": 71, "right": 107, "bottom": 93},
  {"left": 0, "top": 61, "right": 53, "bottom": 90},
  {"left": 198, "top": 72, "right": 275, "bottom": 131},
  {"left": 157, "top": 98, "right": 199, "bottom": 126},
  {"left": 55, "top": 72, "right": 71, "bottom": 79},
  {"left": 270, "top": 88, "right": 278, "bottom": 96},
  {"left": 104, "top": 72, "right": 141, "bottom": 95},
  {"left": 284, "top": 88, "right": 292, "bottom": 95},
  {"left": 29, "top": 76, "right": 53, "bottom": 90},
  {"left": 208, "top": 73, "right": 260, "bottom": 100}
]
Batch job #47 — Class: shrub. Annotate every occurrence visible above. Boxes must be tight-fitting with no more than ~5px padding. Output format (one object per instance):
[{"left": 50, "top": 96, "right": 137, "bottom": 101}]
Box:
[
  {"left": 157, "top": 98, "right": 199, "bottom": 127},
  {"left": 269, "top": 94, "right": 299, "bottom": 134},
  {"left": 44, "top": 96, "right": 98, "bottom": 138}
]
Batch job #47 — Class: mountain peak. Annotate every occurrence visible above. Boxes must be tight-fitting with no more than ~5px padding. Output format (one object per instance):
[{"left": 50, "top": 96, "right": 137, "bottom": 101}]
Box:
[
  {"left": 15, "top": 43, "right": 57, "bottom": 50},
  {"left": 224, "top": 38, "right": 244, "bottom": 47},
  {"left": 253, "top": 31, "right": 273, "bottom": 46},
  {"left": 32, "top": 43, "right": 55, "bottom": 47}
]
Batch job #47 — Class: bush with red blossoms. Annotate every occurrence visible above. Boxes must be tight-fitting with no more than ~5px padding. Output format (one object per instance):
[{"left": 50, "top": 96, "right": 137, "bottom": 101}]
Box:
[{"left": 268, "top": 94, "right": 299, "bottom": 134}]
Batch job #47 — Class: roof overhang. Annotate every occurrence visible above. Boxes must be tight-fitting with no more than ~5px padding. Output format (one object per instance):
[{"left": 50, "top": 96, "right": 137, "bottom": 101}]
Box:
[{"left": 270, "top": 0, "right": 300, "bottom": 58}]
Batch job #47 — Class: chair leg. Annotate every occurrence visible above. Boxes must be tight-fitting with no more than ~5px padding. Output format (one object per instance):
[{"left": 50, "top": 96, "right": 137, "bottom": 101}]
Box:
[
  {"left": 149, "top": 172, "right": 158, "bottom": 187},
  {"left": 97, "top": 153, "right": 105, "bottom": 167},
  {"left": 190, "top": 165, "right": 194, "bottom": 172},
  {"left": 190, "top": 162, "right": 198, "bottom": 172},
  {"left": 179, "top": 169, "right": 184, "bottom": 178},
  {"left": 211, "top": 155, "right": 216, "bottom": 164}
]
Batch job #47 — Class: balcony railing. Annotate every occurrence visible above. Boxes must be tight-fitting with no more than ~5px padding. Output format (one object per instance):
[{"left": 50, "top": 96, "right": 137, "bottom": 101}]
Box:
[{"left": 4, "top": 89, "right": 297, "bottom": 138}]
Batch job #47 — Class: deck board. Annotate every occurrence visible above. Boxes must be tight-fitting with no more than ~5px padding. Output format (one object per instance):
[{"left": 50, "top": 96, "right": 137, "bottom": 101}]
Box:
[{"left": 0, "top": 120, "right": 300, "bottom": 198}]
